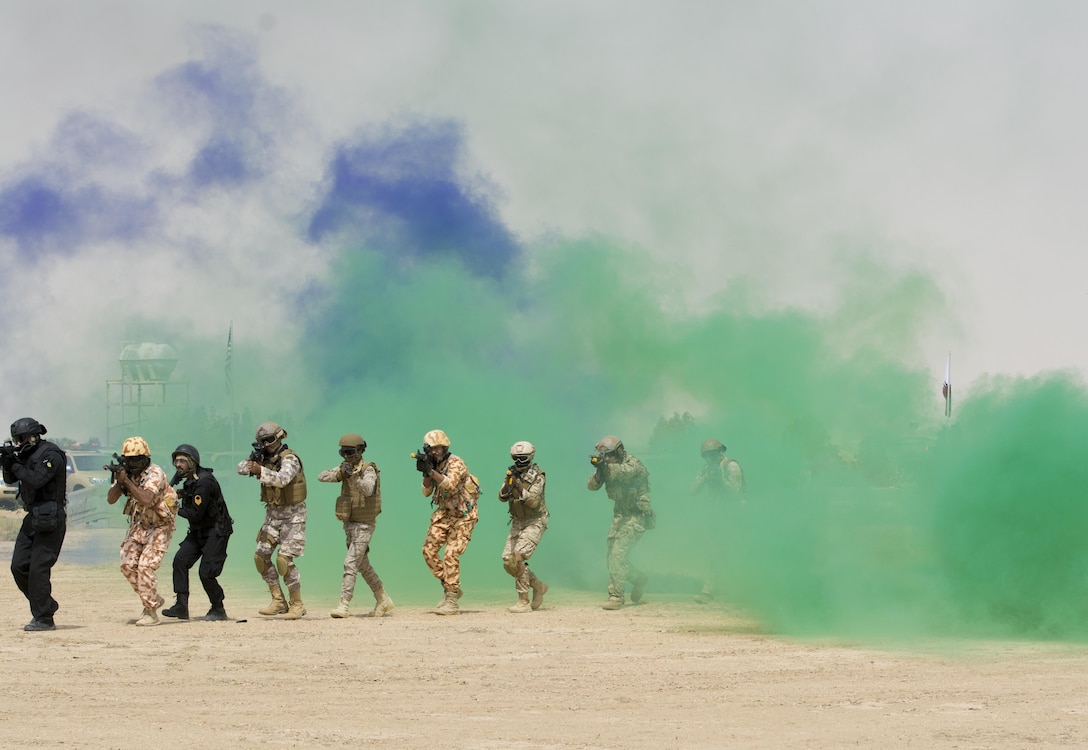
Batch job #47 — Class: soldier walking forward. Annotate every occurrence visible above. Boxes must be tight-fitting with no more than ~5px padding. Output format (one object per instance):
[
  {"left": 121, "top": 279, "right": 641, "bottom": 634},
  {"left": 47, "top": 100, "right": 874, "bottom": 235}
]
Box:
[
  {"left": 318, "top": 433, "right": 394, "bottom": 618},
  {"left": 498, "top": 440, "right": 549, "bottom": 613},
  {"left": 238, "top": 422, "right": 308, "bottom": 619},
  {"left": 417, "top": 429, "right": 480, "bottom": 616}
]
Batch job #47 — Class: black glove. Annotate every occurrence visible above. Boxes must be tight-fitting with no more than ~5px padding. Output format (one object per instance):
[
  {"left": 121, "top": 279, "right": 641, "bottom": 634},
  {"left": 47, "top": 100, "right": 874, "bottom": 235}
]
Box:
[
  {"left": 0, "top": 453, "right": 15, "bottom": 473},
  {"left": 415, "top": 453, "right": 435, "bottom": 475},
  {"left": 340, "top": 461, "right": 353, "bottom": 477}
]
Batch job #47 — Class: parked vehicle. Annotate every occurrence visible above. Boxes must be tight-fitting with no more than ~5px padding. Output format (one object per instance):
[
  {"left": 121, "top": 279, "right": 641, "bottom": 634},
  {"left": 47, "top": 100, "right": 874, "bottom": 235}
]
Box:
[
  {"left": 0, "top": 478, "right": 18, "bottom": 510},
  {"left": 66, "top": 451, "right": 114, "bottom": 494}
]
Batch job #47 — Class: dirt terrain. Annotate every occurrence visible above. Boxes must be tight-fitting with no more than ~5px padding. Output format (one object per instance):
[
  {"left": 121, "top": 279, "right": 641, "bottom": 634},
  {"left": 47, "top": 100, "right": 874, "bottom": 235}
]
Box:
[{"left": 2, "top": 525, "right": 1088, "bottom": 749}]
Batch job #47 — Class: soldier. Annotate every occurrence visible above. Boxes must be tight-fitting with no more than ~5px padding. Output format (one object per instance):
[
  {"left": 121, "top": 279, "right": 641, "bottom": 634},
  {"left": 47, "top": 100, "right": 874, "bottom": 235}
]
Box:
[
  {"left": 162, "top": 443, "right": 233, "bottom": 621},
  {"left": 237, "top": 422, "right": 308, "bottom": 619},
  {"left": 317, "top": 433, "right": 394, "bottom": 618},
  {"left": 689, "top": 438, "right": 745, "bottom": 604},
  {"left": 588, "top": 435, "right": 655, "bottom": 610},
  {"left": 107, "top": 436, "right": 178, "bottom": 626},
  {"left": 498, "top": 440, "right": 549, "bottom": 613},
  {"left": 2, "top": 417, "right": 66, "bottom": 631},
  {"left": 417, "top": 429, "right": 480, "bottom": 616}
]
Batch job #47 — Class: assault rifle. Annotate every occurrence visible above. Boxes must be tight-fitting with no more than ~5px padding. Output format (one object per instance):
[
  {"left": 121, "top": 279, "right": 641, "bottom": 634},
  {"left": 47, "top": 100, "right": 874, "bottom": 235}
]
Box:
[
  {"left": 410, "top": 447, "right": 435, "bottom": 475},
  {"left": 103, "top": 452, "right": 124, "bottom": 478}
]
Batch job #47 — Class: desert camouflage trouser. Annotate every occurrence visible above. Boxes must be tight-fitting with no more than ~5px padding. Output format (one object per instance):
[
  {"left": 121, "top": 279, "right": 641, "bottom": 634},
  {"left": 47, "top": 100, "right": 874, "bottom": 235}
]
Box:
[
  {"left": 606, "top": 514, "right": 646, "bottom": 600},
  {"left": 256, "top": 503, "right": 307, "bottom": 592},
  {"left": 341, "top": 521, "right": 383, "bottom": 601},
  {"left": 502, "top": 517, "right": 546, "bottom": 594},
  {"left": 422, "top": 505, "right": 479, "bottom": 590},
  {"left": 120, "top": 524, "right": 174, "bottom": 610}
]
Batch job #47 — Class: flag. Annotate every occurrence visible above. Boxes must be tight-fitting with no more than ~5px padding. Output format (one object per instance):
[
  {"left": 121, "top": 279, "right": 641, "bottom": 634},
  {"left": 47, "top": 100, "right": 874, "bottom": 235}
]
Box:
[
  {"left": 942, "top": 351, "right": 951, "bottom": 418},
  {"left": 225, "top": 323, "right": 233, "bottom": 398}
]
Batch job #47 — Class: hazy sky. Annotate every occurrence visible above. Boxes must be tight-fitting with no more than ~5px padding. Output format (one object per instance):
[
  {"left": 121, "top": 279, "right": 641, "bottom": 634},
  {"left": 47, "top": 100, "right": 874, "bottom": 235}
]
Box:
[{"left": 2, "top": 1, "right": 1086, "bottom": 433}]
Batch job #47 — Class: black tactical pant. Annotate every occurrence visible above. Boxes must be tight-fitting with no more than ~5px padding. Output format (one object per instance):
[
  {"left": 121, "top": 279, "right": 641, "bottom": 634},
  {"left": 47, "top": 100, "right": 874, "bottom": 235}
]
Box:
[
  {"left": 10, "top": 510, "right": 66, "bottom": 620},
  {"left": 172, "top": 527, "right": 230, "bottom": 606}
]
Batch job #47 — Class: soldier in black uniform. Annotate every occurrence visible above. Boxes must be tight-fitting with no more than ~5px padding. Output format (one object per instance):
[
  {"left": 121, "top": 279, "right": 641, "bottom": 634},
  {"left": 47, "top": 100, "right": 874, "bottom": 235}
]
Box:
[
  {"left": 162, "top": 443, "right": 233, "bottom": 621},
  {"left": 1, "top": 417, "right": 66, "bottom": 631}
]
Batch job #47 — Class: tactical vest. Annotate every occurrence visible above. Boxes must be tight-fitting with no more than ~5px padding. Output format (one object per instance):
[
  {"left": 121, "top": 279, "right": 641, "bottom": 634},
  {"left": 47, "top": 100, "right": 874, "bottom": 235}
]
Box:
[
  {"left": 604, "top": 456, "right": 651, "bottom": 516},
  {"left": 336, "top": 460, "right": 382, "bottom": 524},
  {"left": 259, "top": 448, "right": 307, "bottom": 506},
  {"left": 507, "top": 464, "right": 547, "bottom": 521}
]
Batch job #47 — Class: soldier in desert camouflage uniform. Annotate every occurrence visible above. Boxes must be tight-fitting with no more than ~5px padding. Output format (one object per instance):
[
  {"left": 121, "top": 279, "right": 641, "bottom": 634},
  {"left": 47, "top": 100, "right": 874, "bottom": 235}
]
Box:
[
  {"left": 689, "top": 438, "right": 745, "bottom": 604},
  {"left": 107, "top": 436, "right": 178, "bottom": 626},
  {"left": 498, "top": 440, "right": 549, "bottom": 613},
  {"left": 318, "top": 433, "right": 394, "bottom": 619},
  {"left": 588, "top": 435, "right": 654, "bottom": 611},
  {"left": 417, "top": 429, "right": 480, "bottom": 616},
  {"left": 238, "top": 422, "right": 308, "bottom": 620}
]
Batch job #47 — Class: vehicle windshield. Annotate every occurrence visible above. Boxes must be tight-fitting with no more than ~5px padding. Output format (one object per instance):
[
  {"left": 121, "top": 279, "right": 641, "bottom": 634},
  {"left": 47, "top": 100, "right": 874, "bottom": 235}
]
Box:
[{"left": 73, "top": 454, "right": 109, "bottom": 471}]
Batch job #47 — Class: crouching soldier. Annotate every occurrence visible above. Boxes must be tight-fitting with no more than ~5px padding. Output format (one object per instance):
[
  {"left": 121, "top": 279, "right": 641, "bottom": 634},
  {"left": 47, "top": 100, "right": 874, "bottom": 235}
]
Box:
[{"left": 163, "top": 443, "right": 233, "bottom": 621}]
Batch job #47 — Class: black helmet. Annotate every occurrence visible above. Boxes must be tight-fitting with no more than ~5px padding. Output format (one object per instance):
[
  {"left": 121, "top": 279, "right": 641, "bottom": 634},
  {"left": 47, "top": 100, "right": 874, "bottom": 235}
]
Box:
[
  {"left": 171, "top": 443, "right": 201, "bottom": 467},
  {"left": 10, "top": 417, "right": 46, "bottom": 441}
]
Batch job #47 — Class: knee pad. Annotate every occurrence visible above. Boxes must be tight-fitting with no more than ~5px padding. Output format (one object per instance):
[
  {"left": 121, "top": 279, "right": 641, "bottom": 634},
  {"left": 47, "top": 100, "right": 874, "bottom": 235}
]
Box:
[
  {"left": 275, "top": 553, "right": 293, "bottom": 577},
  {"left": 502, "top": 556, "right": 520, "bottom": 576},
  {"left": 254, "top": 552, "right": 271, "bottom": 575}
]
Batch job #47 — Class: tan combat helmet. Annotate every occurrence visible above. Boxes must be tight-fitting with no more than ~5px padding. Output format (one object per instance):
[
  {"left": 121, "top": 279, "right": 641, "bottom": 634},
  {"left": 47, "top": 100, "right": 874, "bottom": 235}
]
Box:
[{"left": 510, "top": 440, "right": 535, "bottom": 469}]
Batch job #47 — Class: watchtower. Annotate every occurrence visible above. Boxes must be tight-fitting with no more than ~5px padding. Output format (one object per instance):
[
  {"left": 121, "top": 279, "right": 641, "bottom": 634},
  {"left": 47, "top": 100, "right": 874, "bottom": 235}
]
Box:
[{"left": 106, "top": 342, "right": 190, "bottom": 446}]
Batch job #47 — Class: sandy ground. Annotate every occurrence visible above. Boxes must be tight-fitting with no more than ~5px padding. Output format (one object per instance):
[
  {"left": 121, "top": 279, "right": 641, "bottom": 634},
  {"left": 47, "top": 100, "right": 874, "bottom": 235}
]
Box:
[{"left": 3, "top": 527, "right": 1088, "bottom": 749}]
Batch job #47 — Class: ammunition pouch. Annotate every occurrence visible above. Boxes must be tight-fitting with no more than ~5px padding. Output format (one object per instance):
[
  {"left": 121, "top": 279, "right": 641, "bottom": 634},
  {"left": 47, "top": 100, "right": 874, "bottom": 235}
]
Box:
[
  {"left": 335, "top": 494, "right": 351, "bottom": 522},
  {"left": 30, "top": 500, "right": 60, "bottom": 533}
]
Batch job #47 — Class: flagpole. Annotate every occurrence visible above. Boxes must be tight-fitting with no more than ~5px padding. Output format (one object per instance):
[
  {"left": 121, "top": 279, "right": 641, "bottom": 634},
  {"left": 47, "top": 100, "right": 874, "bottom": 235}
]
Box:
[
  {"left": 943, "top": 352, "right": 952, "bottom": 418},
  {"left": 226, "top": 322, "right": 234, "bottom": 455}
]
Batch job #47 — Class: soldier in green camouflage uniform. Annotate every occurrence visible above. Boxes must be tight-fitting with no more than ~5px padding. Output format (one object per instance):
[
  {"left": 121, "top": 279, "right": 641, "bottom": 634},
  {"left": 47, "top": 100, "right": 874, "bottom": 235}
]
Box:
[
  {"left": 587, "top": 435, "right": 654, "bottom": 610},
  {"left": 498, "top": 440, "right": 548, "bottom": 613},
  {"left": 317, "top": 433, "right": 394, "bottom": 619},
  {"left": 689, "top": 438, "right": 745, "bottom": 604}
]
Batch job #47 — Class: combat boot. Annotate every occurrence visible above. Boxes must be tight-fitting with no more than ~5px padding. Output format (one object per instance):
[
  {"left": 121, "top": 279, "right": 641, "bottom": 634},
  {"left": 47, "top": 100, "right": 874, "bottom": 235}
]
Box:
[
  {"left": 259, "top": 585, "right": 288, "bottom": 616},
  {"left": 163, "top": 593, "right": 189, "bottom": 620},
  {"left": 134, "top": 607, "right": 160, "bottom": 626},
  {"left": 283, "top": 589, "right": 307, "bottom": 620},
  {"left": 367, "top": 588, "right": 395, "bottom": 617},
  {"left": 330, "top": 598, "right": 351, "bottom": 618},
  {"left": 602, "top": 596, "right": 625, "bottom": 611},
  {"left": 631, "top": 573, "right": 648, "bottom": 604},
  {"left": 203, "top": 604, "right": 230, "bottom": 621},
  {"left": 508, "top": 593, "right": 532, "bottom": 614},
  {"left": 434, "top": 589, "right": 459, "bottom": 616},
  {"left": 530, "top": 578, "right": 548, "bottom": 611}
]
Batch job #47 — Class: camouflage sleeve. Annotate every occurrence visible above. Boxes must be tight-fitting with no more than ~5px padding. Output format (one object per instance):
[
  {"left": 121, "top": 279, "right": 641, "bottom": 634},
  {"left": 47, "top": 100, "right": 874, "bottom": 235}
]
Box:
[
  {"left": 723, "top": 460, "right": 745, "bottom": 493},
  {"left": 587, "top": 471, "right": 604, "bottom": 491},
  {"left": 261, "top": 453, "right": 301, "bottom": 488},
  {"left": 437, "top": 455, "right": 468, "bottom": 494},
  {"left": 689, "top": 465, "right": 709, "bottom": 495},
  {"left": 236, "top": 459, "right": 250, "bottom": 476},
  {"left": 317, "top": 467, "right": 341, "bottom": 482},
  {"left": 138, "top": 466, "right": 176, "bottom": 519},
  {"left": 353, "top": 464, "right": 377, "bottom": 497},
  {"left": 608, "top": 458, "right": 647, "bottom": 485}
]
